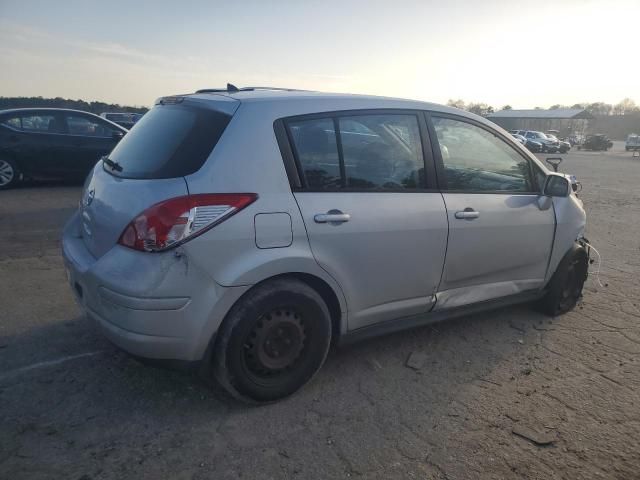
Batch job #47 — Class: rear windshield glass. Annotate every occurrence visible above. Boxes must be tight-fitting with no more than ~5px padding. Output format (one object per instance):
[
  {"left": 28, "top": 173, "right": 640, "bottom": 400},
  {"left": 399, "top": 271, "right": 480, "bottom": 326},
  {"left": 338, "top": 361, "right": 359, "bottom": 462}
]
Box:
[{"left": 105, "top": 103, "right": 231, "bottom": 179}]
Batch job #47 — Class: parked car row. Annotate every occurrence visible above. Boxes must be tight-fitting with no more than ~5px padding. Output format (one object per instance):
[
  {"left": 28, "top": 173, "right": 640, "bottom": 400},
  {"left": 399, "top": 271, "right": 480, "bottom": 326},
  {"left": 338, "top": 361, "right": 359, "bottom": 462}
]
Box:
[
  {"left": 0, "top": 108, "right": 129, "bottom": 189},
  {"left": 510, "top": 133, "right": 543, "bottom": 152},
  {"left": 509, "top": 130, "right": 571, "bottom": 154}
]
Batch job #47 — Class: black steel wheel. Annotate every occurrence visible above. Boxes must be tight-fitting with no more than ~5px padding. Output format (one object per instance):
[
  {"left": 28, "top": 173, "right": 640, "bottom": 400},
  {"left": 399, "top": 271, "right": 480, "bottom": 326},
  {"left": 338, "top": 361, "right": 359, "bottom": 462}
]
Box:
[
  {"left": 538, "top": 244, "right": 589, "bottom": 316},
  {"left": 243, "top": 308, "right": 307, "bottom": 379},
  {"left": 213, "top": 278, "right": 332, "bottom": 403}
]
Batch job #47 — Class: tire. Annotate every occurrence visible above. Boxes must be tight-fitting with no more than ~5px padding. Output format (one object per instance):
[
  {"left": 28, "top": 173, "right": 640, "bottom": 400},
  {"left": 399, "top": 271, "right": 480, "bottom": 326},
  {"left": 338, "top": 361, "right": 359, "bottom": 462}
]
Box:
[
  {"left": 537, "top": 244, "right": 589, "bottom": 317},
  {"left": 212, "top": 278, "right": 332, "bottom": 403},
  {"left": 0, "top": 158, "right": 20, "bottom": 190}
]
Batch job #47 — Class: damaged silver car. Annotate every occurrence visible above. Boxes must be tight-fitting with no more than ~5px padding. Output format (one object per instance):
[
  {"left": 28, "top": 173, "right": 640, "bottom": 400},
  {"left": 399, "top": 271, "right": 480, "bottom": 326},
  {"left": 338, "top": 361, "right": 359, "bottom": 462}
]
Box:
[{"left": 62, "top": 87, "right": 590, "bottom": 402}]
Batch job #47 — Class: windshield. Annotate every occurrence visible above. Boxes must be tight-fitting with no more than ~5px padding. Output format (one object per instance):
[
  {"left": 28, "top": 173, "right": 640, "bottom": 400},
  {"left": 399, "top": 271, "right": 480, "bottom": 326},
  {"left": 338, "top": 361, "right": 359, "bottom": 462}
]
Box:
[{"left": 105, "top": 103, "right": 231, "bottom": 179}]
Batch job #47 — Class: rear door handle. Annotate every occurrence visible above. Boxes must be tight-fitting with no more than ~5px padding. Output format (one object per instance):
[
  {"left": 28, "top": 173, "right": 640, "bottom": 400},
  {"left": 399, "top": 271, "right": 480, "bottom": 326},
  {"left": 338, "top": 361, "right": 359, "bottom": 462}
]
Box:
[
  {"left": 314, "top": 210, "right": 350, "bottom": 224},
  {"left": 454, "top": 209, "right": 480, "bottom": 220}
]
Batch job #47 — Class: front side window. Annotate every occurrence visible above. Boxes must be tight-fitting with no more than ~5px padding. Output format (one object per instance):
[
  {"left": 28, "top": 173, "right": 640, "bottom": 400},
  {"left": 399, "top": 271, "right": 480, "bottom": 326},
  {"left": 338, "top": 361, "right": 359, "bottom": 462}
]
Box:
[
  {"left": 66, "top": 115, "right": 116, "bottom": 137},
  {"left": 432, "top": 117, "right": 533, "bottom": 192},
  {"left": 288, "top": 113, "right": 425, "bottom": 191}
]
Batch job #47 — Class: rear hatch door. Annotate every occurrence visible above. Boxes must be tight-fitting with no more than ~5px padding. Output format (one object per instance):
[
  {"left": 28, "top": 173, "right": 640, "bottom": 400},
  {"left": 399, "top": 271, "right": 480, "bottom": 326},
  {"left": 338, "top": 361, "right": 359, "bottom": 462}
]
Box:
[{"left": 80, "top": 95, "right": 239, "bottom": 258}]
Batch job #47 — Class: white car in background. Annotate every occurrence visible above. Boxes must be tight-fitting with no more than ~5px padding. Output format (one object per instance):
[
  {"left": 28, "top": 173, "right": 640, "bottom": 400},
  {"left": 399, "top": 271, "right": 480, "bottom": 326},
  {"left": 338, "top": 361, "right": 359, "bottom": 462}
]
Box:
[{"left": 626, "top": 134, "right": 640, "bottom": 151}]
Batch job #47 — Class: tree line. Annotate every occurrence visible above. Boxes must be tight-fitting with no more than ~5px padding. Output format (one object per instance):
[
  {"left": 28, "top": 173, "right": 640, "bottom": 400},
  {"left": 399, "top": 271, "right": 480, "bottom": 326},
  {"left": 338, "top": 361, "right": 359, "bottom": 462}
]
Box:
[
  {"left": 446, "top": 98, "right": 640, "bottom": 117},
  {"left": 0, "top": 96, "right": 148, "bottom": 115},
  {"left": 3, "top": 95, "right": 638, "bottom": 119}
]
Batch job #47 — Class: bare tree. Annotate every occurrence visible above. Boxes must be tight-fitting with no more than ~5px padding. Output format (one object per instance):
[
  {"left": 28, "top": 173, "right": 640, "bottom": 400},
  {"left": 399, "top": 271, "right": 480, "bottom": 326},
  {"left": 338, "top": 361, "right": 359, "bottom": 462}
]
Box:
[
  {"left": 613, "top": 98, "right": 638, "bottom": 115},
  {"left": 446, "top": 99, "right": 466, "bottom": 110},
  {"left": 467, "top": 103, "right": 494, "bottom": 116}
]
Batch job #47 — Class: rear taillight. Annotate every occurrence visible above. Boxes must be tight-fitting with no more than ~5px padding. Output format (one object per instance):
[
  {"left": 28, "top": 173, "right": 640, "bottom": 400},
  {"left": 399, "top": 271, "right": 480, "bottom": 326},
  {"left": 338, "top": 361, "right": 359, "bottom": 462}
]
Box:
[{"left": 118, "top": 193, "right": 257, "bottom": 252}]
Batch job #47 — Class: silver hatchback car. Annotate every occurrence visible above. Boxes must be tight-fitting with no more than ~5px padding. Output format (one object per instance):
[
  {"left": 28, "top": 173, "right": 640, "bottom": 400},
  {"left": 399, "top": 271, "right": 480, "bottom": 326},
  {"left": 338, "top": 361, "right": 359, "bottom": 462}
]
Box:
[{"left": 63, "top": 87, "right": 589, "bottom": 402}]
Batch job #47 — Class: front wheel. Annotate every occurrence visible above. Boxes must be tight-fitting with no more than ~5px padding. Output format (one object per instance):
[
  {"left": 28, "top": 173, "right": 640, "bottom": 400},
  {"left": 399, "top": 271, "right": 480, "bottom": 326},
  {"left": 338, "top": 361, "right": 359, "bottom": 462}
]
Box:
[
  {"left": 212, "top": 278, "right": 332, "bottom": 403},
  {"left": 0, "top": 158, "right": 20, "bottom": 190},
  {"left": 537, "top": 245, "right": 589, "bottom": 316}
]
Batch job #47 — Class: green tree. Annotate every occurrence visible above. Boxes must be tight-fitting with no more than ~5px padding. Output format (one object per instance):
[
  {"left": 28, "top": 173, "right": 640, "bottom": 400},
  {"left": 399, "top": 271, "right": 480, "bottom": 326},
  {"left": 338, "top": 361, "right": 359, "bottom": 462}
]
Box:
[{"left": 501, "top": 105, "right": 512, "bottom": 110}]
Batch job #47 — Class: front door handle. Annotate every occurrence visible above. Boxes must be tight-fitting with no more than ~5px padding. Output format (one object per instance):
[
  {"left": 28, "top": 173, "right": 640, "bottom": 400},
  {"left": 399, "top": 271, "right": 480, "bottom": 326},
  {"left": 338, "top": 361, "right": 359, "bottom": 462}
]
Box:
[
  {"left": 454, "top": 209, "right": 480, "bottom": 220},
  {"left": 314, "top": 209, "right": 350, "bottom": 225}
]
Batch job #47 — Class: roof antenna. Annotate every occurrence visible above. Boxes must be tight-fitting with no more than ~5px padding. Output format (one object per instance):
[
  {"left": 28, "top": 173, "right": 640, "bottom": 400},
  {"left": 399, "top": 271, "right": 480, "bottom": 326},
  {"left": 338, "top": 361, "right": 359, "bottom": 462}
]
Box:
[{"left": 226, "top": 83, "right": 240, "bottom": 93}]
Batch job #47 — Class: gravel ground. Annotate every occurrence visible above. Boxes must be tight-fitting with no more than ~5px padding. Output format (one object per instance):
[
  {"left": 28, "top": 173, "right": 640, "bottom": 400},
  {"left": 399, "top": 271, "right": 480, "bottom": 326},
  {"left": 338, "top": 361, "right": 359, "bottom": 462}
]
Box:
[{"left": 1, "top": 146, "right": 639, "bottom": 479}]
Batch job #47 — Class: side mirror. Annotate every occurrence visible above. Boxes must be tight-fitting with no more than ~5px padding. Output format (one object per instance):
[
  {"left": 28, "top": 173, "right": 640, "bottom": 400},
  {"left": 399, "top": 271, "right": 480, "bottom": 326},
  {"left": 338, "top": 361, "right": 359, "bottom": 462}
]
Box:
[
  {"left": 545, "top": 157, "right": 562, "bottom": 172},
  {"left": 543, "top": 173, "right": 570, "bottom": 197},
  {"left": 112, "top": 131, "right": 125, "bottom": 140}
]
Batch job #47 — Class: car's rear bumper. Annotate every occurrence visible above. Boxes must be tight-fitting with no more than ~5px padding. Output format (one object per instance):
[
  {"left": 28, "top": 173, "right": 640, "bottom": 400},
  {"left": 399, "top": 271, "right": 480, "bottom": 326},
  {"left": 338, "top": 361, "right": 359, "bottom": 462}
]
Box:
[{"left": 62, "top": 212, "right": 250, "bottom": 361}]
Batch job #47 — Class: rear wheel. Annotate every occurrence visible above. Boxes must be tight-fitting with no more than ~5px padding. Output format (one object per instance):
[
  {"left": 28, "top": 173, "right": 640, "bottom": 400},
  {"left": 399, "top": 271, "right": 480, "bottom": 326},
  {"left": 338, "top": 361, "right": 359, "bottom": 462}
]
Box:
[
  {"left": 0, "top": 159, "right": 19, "bottom": 190},
  {"left": 538, "top": 245, "right": 589, "bottom": 316},
  {"left": 212, "top": 278, "right": 332, "bottom": 403}
]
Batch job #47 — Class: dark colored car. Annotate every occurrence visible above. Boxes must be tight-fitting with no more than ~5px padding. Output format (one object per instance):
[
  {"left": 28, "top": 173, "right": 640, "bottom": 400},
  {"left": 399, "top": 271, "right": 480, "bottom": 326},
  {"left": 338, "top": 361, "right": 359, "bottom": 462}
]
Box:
[
  {"left": 578, "top": 134, "right": 613, "bottom": 151},
  {"left": 0, "top": 108, "right": 127, "bottom": 189},
  {"left": 523, "top": 131, "right": 559, "bottom": 153},
  {"left": 100, "top": 112, "right": 144, "bottom": 129},
  {"left": 545, "top": 134, "right": 571, "bottom": 153},
  {"left": 512, "top": 133, "right": 543, "bottom": 153}
]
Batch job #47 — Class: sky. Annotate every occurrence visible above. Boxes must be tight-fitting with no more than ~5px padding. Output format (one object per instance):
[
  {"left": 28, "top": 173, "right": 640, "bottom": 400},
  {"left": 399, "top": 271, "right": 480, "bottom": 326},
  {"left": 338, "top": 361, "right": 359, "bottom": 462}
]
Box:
[{"left": 0, "top": 0, "right": 638, "bottom": 109}]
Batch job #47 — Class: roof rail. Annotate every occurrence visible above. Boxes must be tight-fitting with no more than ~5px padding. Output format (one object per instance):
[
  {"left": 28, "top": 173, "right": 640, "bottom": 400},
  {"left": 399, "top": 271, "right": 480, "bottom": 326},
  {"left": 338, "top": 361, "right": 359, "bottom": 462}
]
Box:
[
  {"left": 195, "top": 84, "right": 307, "bottom": 94},
  {"left": 240, "top": 86, "right": 306, "bottom": 92}
]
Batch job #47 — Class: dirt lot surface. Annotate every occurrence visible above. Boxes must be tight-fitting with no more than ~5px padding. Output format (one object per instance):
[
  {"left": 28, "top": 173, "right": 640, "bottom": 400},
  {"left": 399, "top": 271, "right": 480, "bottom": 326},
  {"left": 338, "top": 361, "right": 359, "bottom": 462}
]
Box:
[{"left": 1, "top": 146, "right": 639, "bottom": 479}]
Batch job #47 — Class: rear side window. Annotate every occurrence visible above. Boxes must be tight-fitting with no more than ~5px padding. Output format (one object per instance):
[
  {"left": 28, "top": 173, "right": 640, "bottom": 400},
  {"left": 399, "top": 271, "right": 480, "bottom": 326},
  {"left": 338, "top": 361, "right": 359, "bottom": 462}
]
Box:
[
  {"left": 287, "top": 118, "right": 341, "bottom": 189},
  {"left": 340, "top": 115, "right": 424, "bottom": 189},
  {"left": 288, "top": 113, "right": 425, "bottom": 191},
  {"left": 106, "top": 104, "right": 231, "bottom": 179}
]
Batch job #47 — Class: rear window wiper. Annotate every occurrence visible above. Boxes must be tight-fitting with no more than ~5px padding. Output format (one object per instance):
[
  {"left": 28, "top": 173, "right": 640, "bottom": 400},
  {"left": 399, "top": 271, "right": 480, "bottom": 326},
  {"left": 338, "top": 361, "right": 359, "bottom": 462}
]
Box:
[{"left": 102, "top": 156, "right": 123, "bottom": 172}]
